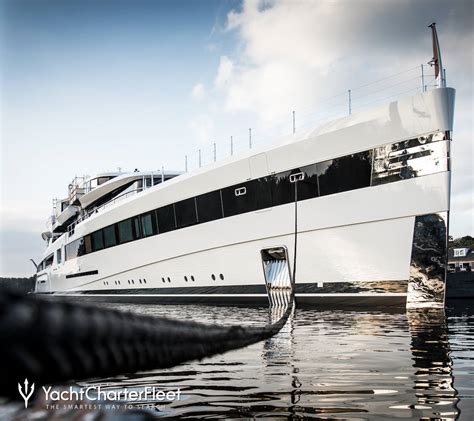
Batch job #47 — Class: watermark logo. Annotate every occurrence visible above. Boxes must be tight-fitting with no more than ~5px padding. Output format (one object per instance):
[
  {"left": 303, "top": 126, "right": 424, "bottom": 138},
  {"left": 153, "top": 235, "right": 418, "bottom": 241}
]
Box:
[
  {"left": 18, "top": 379, "right": 35, "bottom": 408},
  {"left": 16, "top": 381, "right": 181, "bottom": 411}
]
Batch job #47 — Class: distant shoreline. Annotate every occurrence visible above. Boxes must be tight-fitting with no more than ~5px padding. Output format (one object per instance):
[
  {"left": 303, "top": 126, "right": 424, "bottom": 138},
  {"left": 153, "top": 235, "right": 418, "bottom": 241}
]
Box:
[{"left": 0, "top": 276, "right": 36, "bottom": 294}]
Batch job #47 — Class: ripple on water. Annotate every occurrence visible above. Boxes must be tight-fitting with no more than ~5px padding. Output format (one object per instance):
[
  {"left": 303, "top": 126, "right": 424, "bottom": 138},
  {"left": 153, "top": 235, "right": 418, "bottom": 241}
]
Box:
[
  {"left": 1, "top": 302, "right": 471, "bottom": 419},
  {"left": 69, "top": 301, "right": 473, "bottom": 419}
]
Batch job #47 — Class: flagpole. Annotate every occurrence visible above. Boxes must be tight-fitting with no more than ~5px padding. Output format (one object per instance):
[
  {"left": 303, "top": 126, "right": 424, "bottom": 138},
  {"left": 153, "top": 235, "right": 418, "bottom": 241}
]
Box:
[{"left": 428, "top": 22, "right": 445, "bottom": 88}]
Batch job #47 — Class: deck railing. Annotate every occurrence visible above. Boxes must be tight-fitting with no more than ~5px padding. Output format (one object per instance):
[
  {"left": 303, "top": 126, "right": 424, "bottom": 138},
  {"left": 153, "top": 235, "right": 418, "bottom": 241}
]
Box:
[
  {"left": 63, "top": 62, "right": 443, "bottom": 239},
  {"left": 183, "top": 63, "right": 441, "bottom": 172},
  {"left": 67, "top": 188, "right": 144, "bottom": 237}
]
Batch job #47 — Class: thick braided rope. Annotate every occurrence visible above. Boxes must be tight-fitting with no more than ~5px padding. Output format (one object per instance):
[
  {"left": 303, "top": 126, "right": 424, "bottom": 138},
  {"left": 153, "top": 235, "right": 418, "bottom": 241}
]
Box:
[{"left": 0, "top": 290, "right": 292, "bottom": 400}]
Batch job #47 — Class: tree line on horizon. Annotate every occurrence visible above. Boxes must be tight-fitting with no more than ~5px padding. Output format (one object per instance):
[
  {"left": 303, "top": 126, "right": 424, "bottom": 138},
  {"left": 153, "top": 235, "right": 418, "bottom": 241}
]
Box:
[{"left": 449, "top": 235, "right": 474, "bottom": 249}]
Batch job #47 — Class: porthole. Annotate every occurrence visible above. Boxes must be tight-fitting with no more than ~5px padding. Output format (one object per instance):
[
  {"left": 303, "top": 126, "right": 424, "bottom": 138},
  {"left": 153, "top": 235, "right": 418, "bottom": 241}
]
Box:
[
  {"left": 211, "top": 274, "right": 216, "bottom": 281},
  {"left": 139, "top": 279, "right": 142, "bottom": 284},
  {"left": 191, "top": 275, "right": 195, "bottom": 282},
  {"left": 143, "top": 279, "right": 147, "bottom": 284},
  {"left": 219, "top": 274, "right": 224, "bottom": 280},
  {"left": 132, "top": 280, "right": 135, "bottom": 284},
  {"left": 162, "top": 277, "right": 165, "bottom": 283},
  {"left": 167, "top": 277, "right": 171, "bottom": 283},
  {"left": 184, "top": 276, "right": 188, "bottom": 282}
]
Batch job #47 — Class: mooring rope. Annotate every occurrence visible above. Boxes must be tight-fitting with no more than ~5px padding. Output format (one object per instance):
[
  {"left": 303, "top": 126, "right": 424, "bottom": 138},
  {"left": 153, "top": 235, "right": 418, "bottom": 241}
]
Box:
[
  {"left": 0, "top": 289, "right": 293, "bottom": 401},
  {"left": 292, "top": 176, "right": 299, "bottom": 301}
]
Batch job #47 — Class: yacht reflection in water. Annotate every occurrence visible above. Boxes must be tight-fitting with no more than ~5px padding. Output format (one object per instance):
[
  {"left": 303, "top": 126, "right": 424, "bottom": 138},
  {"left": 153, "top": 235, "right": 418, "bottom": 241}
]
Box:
[
  {"left": 259, "top": 306, "right": 460, "bottom": 419},
  {"left": 67, "top": 303, "right": 468, "bottom": 419},
  {"left": 405, "top": 308, "right": 459, "bottom": 418}
]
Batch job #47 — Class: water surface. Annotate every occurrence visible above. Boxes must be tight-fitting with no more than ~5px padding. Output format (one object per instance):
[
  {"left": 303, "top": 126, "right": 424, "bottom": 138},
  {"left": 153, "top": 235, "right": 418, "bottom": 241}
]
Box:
[{"left": 76, "top": 300, "right": 474, "bottom": 419}]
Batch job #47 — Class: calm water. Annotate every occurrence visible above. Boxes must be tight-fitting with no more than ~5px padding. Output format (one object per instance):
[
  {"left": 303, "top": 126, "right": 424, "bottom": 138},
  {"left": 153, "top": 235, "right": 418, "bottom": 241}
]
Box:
[
  {"left": 2, "top": 301, "right": 473, "bottom": 420},
  {"left": 73, "top": 300, "right": 473, "bottom": 420}
]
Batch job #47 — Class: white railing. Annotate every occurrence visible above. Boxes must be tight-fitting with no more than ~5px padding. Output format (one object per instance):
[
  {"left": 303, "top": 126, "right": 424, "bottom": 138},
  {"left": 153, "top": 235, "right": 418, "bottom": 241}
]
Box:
[
  {"left": 183, "top": 63, "right": 441, "bottom": 172},
  {"left": 63, "top": 62, "right": 443, "bottom": 238},
  {"left": 67, "top": 188, "right": 144, "bottom": 237}
]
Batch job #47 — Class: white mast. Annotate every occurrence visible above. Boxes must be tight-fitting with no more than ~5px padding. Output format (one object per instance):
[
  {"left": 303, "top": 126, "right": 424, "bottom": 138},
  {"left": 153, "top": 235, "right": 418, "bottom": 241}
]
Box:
[{"left": 428, "top": 22, "right": 445, "bottom": 88}]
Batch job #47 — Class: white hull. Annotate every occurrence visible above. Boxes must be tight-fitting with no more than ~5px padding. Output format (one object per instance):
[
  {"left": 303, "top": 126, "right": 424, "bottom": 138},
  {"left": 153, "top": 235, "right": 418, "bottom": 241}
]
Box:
[{"left": 36, "top": 88, "right": 455, "bottom": 307}]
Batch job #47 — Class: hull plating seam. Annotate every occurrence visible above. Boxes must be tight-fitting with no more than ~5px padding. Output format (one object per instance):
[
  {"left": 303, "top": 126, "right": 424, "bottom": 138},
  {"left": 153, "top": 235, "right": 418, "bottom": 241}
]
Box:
[{"left": 59, "top": 281, "right": 408, "bottom": 295}]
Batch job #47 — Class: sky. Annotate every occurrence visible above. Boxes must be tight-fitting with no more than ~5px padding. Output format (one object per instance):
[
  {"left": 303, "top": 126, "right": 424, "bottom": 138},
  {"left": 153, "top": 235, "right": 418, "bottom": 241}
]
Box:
[{"left": 0, "top": 0, "right": 473, "bottom": 277}]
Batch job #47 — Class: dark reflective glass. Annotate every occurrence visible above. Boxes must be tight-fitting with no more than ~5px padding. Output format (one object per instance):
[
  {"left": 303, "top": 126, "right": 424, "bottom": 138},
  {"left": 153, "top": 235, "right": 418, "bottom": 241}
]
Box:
[
  {"left": 97, "top": 176, "right": 111, "bottom": 185},
  {"left": 222, "top": 178, "right": 273, "bottom": 217},
  {"left": 196, "top": 190, "right": 223, "bottom": 223},
  {"left": 141, "top": 212, "right": 157, "bottom": 237},
  {"left": 133, "top": 217, "right": 141, "bottom": 239},
  {"left": 372, "top": 135, "right": 447, "bottom": 186},
  {"left": 317, "top": 151, "right": 372, "bottom": 196},
  {"left": 103, "top": 225, "right": 117, "bottom": 248},
  {"left": 272, "top": 164, "right": 319, "bottom": 206},
  {"left": 65, "top": 238, "right": 85, "bottom": 261},
  {"left": 84, "top": 235, "right": 92, "bottom": 254},
  {"left": 118, "top": 219, "right": 134, "bottom": 244},
  {"left": 92, "top": 230, "right": 104, "bottom": 251},
  {"left": 45, "top": 254, "right": 54, "bottom": 267},
  {"left": 254, "top": 177, "right": 273, "bottom": 210},
  {"left": 157, "top": 204, "right": 176, "bottom": 233},
  {"left": 175, "top": 197, "right": 198, "bottom": 228}
]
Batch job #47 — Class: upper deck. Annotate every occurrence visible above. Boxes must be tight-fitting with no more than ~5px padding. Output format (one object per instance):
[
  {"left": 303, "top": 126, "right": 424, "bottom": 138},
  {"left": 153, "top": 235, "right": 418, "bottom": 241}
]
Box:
[{"left": 42, "top": 170, "right": 181, "bottom": 241}]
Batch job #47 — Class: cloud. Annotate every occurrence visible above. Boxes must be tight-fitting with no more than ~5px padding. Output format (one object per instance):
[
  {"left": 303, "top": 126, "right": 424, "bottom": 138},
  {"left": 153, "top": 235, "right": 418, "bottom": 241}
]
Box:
[
  {"left": 191, "top": 83, "right": 206, "bottom": 100},
  {"left": 188, "top": 114, "right": 214, "bottom": 145},
  {"left": 209, "top": 0, "right": 473, "bottom": 235},
  {"left": 214, "top": 55, "right": 234, "bottom": 88},
  {"left": 220, "top": 0, "right": 473, "bottom": 126}
]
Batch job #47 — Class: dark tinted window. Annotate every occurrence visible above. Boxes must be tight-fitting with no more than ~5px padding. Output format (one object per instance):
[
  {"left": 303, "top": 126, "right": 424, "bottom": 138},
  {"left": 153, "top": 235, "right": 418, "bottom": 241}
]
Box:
[
  {"left": 103, "top": 225, "right": 117, "bottom": 248},
  {"left": 118, "top": 219, "right": 134, "bottom": 243},
  {"left": 141, "top": 212, "right": 157, "bottom": 237},
  {"left": 84, "top": 235, "right": 92, "bottom": 254},
  {"left": 317, "top": 151, "right": 372, "bottom": 196},
  {"left": 253, "top": 177, "right": 273, "bottom": 210},
  {"left": 157, "top": 204, "right": 176, "bottom": 233},
  {"left": 175, "top": 197, "right": 197, "bottom": 228},
  {"left": 145, "top": 177, "right": 163, "bottom": 187},
  {"left": 65, "top": 238, "right": 85, "bottom": 261},
  {"left": 272, "top": 164, "right": 318, "bottom": 206},
  {"left": 222, "top": 181, "right": 254, "bottom": 217},
  {"left": 196, "top": 190, "right": 223, "bottom": 223},
  {"left": 92, "top": 230, "right": 104, "bottom": 251},
  {"left": 132, "top": 217, "right": 141, "bottom": 239},
  {"left": 45, "top": 254, "right": 54, "bottom": 268},
  {"left": 222, "top": 179, "right": 271, "bottom": 217},
  {"left": 97, "top": 176, "right": 112, "bottom": 185}
]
